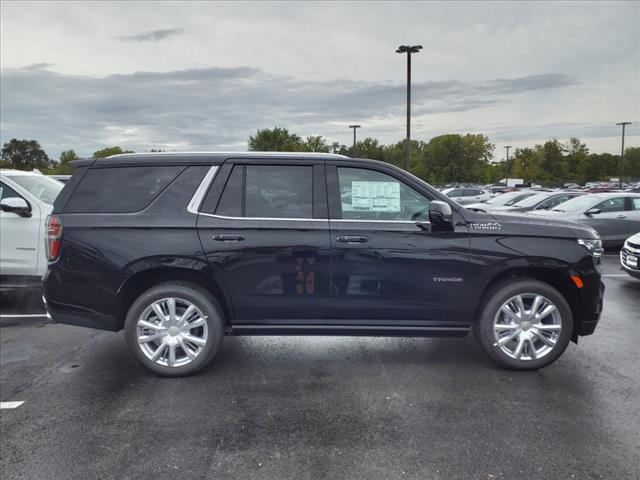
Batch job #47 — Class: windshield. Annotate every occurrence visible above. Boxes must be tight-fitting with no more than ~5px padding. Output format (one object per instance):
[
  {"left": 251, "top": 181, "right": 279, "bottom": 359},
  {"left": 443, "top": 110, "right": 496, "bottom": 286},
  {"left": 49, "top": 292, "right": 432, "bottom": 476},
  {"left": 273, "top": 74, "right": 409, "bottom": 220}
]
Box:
[
  {"left": 486, "top": 191, "right": 535, "bottom": 206},
  {"left": 4, "top": 174, "right": 64, "bottom": 205},
  {"left": 510, "top": 192, "right": 552, "bottom": 208},
  {"left": 551, "top": 195, "right": 595, "bottom": 212}
]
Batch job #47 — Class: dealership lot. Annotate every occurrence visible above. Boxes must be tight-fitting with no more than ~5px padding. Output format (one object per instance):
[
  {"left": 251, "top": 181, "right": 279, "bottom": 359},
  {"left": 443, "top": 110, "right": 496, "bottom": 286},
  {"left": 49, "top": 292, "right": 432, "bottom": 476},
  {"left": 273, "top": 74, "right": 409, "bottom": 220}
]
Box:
[{"left": 1, "top": 254, "right": 638, "bottom": 480}]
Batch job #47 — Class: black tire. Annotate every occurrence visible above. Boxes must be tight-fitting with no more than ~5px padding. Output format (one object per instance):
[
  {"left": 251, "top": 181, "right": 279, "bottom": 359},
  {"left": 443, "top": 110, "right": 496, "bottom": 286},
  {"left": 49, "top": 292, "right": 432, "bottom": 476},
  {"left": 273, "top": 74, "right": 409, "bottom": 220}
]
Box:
[
  {"left": 124, "top": 282, "right": 224, "bottom": 377},
  {"left": 474, "top": 278, "right": 573, "bottom": 370}
]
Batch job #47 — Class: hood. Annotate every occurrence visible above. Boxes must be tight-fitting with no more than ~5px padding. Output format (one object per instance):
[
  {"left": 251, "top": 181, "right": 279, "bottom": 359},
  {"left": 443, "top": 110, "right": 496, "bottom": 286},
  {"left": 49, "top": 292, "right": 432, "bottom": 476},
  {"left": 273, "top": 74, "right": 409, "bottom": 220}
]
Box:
[
  {"left": 470, "top": 210, "right": 600, "bottom": 240},
  {"left": 627, "top": 232, "right": 640, "bottom": 245}
]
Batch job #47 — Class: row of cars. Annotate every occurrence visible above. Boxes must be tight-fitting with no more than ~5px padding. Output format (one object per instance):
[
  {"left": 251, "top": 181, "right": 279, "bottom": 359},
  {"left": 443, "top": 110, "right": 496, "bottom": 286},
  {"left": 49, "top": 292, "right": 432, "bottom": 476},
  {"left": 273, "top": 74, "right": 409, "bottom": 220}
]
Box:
[{"left": 444, "top": 187, "right": 640, "bottom": 278}]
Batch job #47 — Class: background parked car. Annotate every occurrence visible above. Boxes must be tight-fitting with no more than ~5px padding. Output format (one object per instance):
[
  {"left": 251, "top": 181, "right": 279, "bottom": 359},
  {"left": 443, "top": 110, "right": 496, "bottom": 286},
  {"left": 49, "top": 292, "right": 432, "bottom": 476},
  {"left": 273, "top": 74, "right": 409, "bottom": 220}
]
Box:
[
  {"left": 0, "top": 169, "right": 64, "bottom": 290},
  {"left": 465, "top": 190, "right": 538, "bottom": 211},
  {"left": 620, "top": 232, "right": 640, "bottom": 279},
  {"left": 530, "top": 193, "right": 640, "bottom": 247},
  {"left": 442, "top": 187, "right": 491, "bottom": 205},
  {"left": 490, "top": 191, "right": 583, "bottom": 213}
]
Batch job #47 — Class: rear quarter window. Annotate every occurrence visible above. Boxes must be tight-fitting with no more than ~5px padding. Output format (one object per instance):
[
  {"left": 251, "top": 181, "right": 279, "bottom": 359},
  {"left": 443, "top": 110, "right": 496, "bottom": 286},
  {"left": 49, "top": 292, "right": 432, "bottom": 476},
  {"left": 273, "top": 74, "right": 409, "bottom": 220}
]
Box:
[{"left": 64, "top": 166, "right": 184, "bottom": 213}]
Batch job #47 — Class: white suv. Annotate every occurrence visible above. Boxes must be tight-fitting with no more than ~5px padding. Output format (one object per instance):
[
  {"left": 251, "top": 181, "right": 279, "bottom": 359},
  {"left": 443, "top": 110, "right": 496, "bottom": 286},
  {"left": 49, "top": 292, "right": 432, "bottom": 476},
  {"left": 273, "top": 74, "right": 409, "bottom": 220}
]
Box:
[{"left": 0, "top": 169, "right": 64, "bottom": 290}]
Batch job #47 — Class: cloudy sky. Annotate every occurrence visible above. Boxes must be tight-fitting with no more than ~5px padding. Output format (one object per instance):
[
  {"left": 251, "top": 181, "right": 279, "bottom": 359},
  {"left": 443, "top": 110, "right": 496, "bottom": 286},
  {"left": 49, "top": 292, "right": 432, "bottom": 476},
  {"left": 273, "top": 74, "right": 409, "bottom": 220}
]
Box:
[{"left": 1, "top": 1, "right": 638, "bottom": 160}]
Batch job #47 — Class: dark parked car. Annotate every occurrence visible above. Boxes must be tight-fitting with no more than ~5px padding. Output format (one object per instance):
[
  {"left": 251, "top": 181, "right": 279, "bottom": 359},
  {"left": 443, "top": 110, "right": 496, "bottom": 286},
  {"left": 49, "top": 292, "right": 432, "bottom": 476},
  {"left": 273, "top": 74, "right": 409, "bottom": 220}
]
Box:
[{"left": 44, "top": 153, "right": 605, "bottom": 376}]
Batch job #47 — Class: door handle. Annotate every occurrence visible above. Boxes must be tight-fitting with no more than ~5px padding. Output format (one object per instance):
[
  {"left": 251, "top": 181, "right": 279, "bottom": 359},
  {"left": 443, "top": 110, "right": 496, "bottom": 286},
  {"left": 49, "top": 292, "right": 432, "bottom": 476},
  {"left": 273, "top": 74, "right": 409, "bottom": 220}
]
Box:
[
  {"left": 337, "top": 235, "right": 368, "bottom": 243},
  {"left": 616, "top": 215, "right": 626, "bottom": 219},
  {"left": 213, "top": 233, "right": 246, "bottom": 242}
]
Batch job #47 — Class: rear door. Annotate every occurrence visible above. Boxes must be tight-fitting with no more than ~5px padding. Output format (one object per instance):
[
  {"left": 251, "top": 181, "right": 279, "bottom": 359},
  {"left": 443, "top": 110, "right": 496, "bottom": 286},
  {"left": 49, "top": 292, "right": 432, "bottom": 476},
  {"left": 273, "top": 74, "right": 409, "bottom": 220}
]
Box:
[
  {"left": 196, "top": 159, "right": 332, "bottom": 324},
  {"left": 326, "top": 162, "right": 470, "bottom": 325}
]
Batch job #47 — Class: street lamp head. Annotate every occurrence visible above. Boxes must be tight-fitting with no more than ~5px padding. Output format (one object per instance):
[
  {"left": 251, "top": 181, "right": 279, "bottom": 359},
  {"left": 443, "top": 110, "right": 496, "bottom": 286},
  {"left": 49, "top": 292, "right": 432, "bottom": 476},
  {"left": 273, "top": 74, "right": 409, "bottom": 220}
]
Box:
[
  {"left": 396, "top": 45, "right": 422, "bottom": 54},
  {"left": 616, "top": 121, "right": 632, "bottom": 126},
  {"left": 348, "top": 125, "right": 361, "bottom": 129}
]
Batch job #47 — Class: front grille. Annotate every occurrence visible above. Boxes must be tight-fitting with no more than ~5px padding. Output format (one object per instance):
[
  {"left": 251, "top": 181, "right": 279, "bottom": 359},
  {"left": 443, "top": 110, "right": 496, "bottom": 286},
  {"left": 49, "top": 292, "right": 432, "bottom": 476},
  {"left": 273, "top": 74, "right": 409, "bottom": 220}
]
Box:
[
  {"left": 621, "top": 248, "right": 639, "bottom": 270},
  {"left": 627, "top": 240, "right": 640, "bottom": 250}
]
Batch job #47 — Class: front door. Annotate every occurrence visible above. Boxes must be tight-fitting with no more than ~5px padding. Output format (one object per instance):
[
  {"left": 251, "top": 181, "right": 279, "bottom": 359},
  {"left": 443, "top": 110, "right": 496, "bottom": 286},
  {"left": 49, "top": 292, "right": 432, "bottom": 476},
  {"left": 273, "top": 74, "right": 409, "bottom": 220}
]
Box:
[
  {"left": 0, "top": 182, "right": 41, "bottom": 278},
  {"left": 325, "top": 162, "right": 470, "bottom": 325},
  {"left": 196, "top": 160, "right": 331, "bottom": 323},
  {"left": 581, "top": 196, "right": 631, "bottom": 245}
]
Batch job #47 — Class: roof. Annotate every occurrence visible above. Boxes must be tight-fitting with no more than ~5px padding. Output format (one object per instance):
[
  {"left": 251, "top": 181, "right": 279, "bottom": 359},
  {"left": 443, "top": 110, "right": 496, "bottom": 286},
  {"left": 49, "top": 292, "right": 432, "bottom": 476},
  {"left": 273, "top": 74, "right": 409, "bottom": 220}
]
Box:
[
  {"left": 71, "top": 151, "right": 349, "bottom": 168},
  {"left": 0, "top": 168, "right": 44, "bottom": 176}
]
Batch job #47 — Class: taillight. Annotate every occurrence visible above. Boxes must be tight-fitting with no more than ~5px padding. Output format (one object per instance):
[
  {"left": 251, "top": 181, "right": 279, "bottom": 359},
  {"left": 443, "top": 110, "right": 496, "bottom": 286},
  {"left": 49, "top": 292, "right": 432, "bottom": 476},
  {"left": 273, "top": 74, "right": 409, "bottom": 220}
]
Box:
[{"left": 46, "top": 215, "right": 63, "bottom": 262}]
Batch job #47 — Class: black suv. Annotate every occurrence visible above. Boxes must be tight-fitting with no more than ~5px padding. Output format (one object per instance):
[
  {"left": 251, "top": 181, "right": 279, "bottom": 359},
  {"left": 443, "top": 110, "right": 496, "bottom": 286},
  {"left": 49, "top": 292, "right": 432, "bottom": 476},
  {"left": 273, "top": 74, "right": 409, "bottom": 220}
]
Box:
[{"left": 43, "top": 153, "right": 605, "bottom": 376}]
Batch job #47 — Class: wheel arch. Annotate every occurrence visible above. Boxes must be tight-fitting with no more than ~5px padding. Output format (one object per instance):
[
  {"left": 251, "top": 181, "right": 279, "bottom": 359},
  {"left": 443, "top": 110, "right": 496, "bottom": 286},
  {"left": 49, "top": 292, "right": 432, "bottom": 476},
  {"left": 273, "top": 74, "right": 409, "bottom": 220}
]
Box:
[
  {"left": 475, "top": 266, "right": 583, "bottom": 342},
  {"left": 116, "top": 266, "right": 233, "bottom": 331}
]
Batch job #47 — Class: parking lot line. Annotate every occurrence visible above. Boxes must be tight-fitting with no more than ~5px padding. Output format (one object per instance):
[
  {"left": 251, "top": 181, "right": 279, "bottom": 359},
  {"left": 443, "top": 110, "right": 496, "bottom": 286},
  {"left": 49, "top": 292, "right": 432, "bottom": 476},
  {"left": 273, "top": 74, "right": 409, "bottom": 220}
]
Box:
[
  {"left": 602, "top": 274, "right": 629, "bottom": 277},
  {"left": 0, "top": 314, "right": 47, "bottom": 318},
  {"left": 0, "top": 401, "right": 25, "bottom": 409}
]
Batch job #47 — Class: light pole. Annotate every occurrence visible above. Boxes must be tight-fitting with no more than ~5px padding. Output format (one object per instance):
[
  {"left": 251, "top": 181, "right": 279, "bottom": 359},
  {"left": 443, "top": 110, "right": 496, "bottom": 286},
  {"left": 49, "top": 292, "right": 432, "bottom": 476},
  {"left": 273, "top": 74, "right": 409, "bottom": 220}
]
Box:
[
  {"left": 396, "top": 44, "right": 422, "bottom": 171},
  {"left": 348, "top": 125, "right": 361, "bottom": 157},
  {"left": 616, "top": 122, "right": 631, "bottom": 189},
  {"left": 504, "top": 145, "right": 512, "bottom": 163}
]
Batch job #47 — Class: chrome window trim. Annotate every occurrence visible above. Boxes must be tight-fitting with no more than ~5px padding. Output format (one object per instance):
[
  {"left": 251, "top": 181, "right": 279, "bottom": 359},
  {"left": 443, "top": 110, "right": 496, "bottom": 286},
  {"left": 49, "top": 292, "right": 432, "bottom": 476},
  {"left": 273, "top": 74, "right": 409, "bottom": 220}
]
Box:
[
  {"left": 198, "top": 212, "right": 327, "bottom": 222},
  {"left": 187, "top": 166, "right": 219, "bottom": 214},
  {"left": 331, "top": 218, "right": 428, "bottom": 224},
  {"left": 198, "top": 211, "right": 426, "bottom": 225}
]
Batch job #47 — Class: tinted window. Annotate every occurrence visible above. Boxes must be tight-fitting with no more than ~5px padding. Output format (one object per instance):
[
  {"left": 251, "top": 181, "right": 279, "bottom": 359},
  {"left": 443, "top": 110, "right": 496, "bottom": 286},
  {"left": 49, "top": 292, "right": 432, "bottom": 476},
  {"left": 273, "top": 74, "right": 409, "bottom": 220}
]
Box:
[
  {"left": 215, "top": 166, "right": 243, "bottom": 217},
  {"left": 594, "top": 197, "right": 625, "bottom": 213},
  {"left": 0, "top": 182, "right": 22, "bottom": 201},
  {"left": 65, "top": 166, "right": 183, "bottom": 213},
  {"left": 447, "top": 189, "right": 462, "bottom": 197},
  {"left": 245, "top": 165, "right": 313, "bottom": 218},
  {"left": 338, "top": 167, "right": 430, "bottom": 221}
]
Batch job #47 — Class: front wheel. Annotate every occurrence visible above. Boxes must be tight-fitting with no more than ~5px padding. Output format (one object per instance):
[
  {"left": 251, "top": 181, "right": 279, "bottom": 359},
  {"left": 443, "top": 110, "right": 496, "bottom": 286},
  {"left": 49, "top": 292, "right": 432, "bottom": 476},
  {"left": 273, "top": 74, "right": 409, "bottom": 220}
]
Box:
[
  {"left": 475, "top": 279, "right": 573, "bottom": 370},
  {"left": 124, "top": 282, "right": 224, "bottom": 377}
]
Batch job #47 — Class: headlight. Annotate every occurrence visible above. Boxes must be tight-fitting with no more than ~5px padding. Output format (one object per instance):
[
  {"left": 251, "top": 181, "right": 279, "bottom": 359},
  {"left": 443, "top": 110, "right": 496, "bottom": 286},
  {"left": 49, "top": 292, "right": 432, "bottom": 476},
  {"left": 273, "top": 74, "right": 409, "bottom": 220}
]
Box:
[{"left": 578, "top": 238, "right": 603, "bottom": 257}]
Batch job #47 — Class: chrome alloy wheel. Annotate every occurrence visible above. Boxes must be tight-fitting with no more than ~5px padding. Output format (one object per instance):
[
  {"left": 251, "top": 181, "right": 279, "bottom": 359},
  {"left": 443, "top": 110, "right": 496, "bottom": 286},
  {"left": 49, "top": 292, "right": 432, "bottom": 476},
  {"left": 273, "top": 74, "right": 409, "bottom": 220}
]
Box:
[
  {"left": 493, "top": 294, "right": 562, "bottom": 361},
  {"left": 136, "top": 297, "right": 208, "bottom": 368}
]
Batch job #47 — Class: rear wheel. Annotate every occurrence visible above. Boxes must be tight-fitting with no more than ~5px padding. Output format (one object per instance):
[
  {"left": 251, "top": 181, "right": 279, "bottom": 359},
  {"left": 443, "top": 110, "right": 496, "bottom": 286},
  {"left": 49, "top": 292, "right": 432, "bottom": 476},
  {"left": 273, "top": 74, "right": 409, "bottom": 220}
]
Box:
[
  {"left": 475, "top": 279, "right": 573, "bottom": 370},
  {"left": 124, "top": 282, "right": 224, "bottom": 377}
]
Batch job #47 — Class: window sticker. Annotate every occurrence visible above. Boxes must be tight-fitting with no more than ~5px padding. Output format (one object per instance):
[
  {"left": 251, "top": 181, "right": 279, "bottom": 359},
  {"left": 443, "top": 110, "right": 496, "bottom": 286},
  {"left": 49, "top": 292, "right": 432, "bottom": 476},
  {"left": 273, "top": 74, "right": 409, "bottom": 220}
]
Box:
[{"left": 349, "top": 181, "right": 401, "bottom": 212}]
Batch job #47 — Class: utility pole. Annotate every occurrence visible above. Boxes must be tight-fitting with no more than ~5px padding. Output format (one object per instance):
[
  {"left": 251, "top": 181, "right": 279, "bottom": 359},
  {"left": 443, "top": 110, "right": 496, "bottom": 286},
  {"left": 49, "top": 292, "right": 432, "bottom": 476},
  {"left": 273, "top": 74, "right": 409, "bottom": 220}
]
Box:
[
  {"left": 348, "top": 125, "right": 361, "bottom": 157},
  {"left": 396, "top": 44, "right": 422, "bottom": 171},
  {"left": 616, "top": 122, "right": 631, "bottom": 189},
  {"left": 504, "top": 145, "right": 512, "bottom": 163}
]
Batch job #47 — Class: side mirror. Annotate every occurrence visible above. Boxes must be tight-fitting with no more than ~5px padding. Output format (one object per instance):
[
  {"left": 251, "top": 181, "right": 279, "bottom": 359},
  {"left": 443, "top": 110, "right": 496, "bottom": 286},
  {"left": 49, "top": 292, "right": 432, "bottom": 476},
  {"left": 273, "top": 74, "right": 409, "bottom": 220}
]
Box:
[
  {"left": 428, "top": 200, "right": 454, "bottom": 231},
  {"left": 586, "top": 208, "right": 601, "bottom": 216},
  {"left": 0, "top": 197, "right": 32, "bottom": 217}
]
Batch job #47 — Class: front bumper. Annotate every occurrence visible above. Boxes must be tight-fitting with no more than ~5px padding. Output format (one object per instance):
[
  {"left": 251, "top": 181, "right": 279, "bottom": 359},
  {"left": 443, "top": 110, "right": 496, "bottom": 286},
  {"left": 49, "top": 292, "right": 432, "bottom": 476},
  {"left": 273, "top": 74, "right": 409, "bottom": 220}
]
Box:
[{"left": 620, "top": 245, "right": 640, "bottom": 279}]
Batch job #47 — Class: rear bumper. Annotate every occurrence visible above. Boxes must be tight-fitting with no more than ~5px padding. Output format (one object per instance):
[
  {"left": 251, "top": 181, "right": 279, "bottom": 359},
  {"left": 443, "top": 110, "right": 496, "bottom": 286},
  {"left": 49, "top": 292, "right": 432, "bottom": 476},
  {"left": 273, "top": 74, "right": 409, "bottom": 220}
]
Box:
[{"left": 42, "top": 268, "right": 123, "bottom": 331}]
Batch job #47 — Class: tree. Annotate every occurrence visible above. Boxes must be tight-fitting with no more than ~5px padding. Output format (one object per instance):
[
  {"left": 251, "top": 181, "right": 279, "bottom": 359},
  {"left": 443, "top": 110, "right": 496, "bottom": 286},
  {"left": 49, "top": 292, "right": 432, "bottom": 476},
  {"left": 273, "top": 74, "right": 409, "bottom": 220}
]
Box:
[
  {"left": 623, "top": 147, "right": 640, "bottom": 181},
  {"left": 93, "top": 146, "right": 134, "bottom": 159},
  {"left": 302, "top": 135, "right": 331, "bottom": 153},
  {"left": 354, "top": 138, "right": 385, "bottom": 160},
  {"left": 421, "top": 134, "right": 493, "bottom": 184},
  {"left": 48, "top": 149, "right": 79, "bottom": 174},
  {"left": 1, "top": 138, "right": 52, "bottom": 171},
  {"left": 248, "top": 127, "right": 304, "bottom": 151}
]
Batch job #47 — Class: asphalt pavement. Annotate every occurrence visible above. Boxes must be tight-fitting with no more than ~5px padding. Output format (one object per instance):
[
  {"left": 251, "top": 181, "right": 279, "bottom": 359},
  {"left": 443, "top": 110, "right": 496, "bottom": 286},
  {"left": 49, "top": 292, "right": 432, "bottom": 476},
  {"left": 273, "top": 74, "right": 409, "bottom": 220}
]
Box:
[{"left": 1, "top": 255, "right": 639, "bottom": 480}]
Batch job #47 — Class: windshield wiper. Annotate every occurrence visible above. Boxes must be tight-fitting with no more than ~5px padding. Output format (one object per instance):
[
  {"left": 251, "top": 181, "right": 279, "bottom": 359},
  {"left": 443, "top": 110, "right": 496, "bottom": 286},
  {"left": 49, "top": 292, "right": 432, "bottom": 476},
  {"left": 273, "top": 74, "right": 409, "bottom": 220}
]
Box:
[{"left": 551, "top": 208, "right": 565, "bottom": 212}]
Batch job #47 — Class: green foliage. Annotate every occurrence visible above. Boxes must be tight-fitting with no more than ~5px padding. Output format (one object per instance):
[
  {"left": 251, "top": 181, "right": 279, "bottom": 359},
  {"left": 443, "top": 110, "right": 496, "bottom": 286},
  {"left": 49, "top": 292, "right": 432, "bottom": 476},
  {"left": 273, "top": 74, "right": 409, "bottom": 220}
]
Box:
[
  {"left": 93, "top": 146, "right": 134, "bottom": 159},
  {"left": 48, "top": 149, "right": 79, "bottom": 174},
  {"left": 301, "top": 135, "right": 331, "bottom": 153},
  {"left": 420, "top": 134, "right": 493, "bottom": 184},
  {"left": 248, "top": 127, "right": 304, "bottom": 152},
  {"left": 1, "top": 138, "right": 52, "bottom": 171}
]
